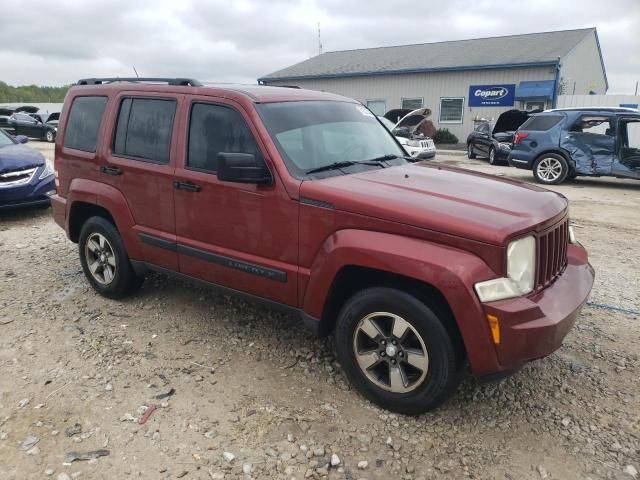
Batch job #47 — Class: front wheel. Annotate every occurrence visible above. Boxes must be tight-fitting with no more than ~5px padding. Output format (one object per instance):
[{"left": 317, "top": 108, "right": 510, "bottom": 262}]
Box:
[
  {"left": 533, "top": 154, "right": 569, "bottom": 185},
  {"left": 78, "top": 216, "right": 143, "bottom": 299},
  {"left": 335, "top": 287, "right": 460, "bottom": 414},
  {"left": 488, "top": 147, "right": 497, "bottom": 165},
  {"left": 45, "top": 130, "right": 55, "bottom": 143}
]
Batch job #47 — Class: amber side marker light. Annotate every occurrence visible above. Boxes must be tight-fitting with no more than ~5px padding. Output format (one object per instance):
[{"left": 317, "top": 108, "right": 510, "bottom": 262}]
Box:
[{"left": 487, "top": 314, "right": 501, "bottom": 345}]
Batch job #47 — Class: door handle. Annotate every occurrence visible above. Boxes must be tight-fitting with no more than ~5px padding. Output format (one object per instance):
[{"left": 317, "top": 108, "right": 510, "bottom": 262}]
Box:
[
  {"left": 173, "top": 180, "right": 201, "bottom": 192},
  {"left": 100, "top": 166, "right": 122, "bottom": 176}
]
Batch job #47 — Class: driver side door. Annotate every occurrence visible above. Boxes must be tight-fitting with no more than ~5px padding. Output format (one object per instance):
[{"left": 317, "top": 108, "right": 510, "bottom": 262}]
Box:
[{"left": 173, "top": 97, "right": 299, "bottom": 306}]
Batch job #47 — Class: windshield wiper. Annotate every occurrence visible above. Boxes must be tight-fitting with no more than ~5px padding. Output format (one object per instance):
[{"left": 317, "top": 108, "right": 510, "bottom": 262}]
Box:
[{"left": 306, "top": 160, "right": 382, "bottom": 175}]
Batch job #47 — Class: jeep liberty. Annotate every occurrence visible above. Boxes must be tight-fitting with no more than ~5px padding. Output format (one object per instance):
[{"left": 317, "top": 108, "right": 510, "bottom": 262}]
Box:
[{"left": 51, "top": 78, "right": 595, "bottom": 414}]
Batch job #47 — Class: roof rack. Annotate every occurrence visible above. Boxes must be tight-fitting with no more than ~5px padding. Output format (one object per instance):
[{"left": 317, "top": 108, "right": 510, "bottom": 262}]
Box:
[{"left": 77, "top": 77, "right": 202, "bottom": 87}]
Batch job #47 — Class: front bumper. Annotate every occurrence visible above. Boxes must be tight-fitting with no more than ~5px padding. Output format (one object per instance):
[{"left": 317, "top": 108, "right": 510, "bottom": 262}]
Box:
[
  {"left": 404, "top": 145, "right": 436, "bottom": 160},
  {"left": 481, "top": 244, "right": 594, "bottom": 371},
  {"left": 0, "top": 174, "right": 56, "bottom": 210}
]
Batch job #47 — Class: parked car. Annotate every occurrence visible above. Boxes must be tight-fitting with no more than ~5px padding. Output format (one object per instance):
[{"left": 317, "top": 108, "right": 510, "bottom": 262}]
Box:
[
  {"left": 466, "top": 109, "right": 536, "bottom": 165},
  {"left": 51, "top": 78, "right": 594, "bottom": 414},
  {"left": 378, "top": 115, "right": 436, "bottom": 160},
  {"left": 5, "top": 112, "right": 58, "bottom": 142},
  {"left": 0, "top": 129, "right": 56, "bottom": 209},
  {"left": 510, "top": 107, "right": 640, "bottom": 184},
  {"left": 380, "top": 108, "right": 437, "bottom": 160}
]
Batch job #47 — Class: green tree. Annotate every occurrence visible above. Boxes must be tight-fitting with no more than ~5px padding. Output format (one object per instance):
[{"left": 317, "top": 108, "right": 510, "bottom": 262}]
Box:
[{"left": 0, "top": 81, "right": 70, "bottom": 103}]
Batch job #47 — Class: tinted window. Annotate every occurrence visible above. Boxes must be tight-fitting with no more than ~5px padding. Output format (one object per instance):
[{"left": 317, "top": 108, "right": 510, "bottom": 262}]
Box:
[
  {"left": 402, "top": 98, "right": 423, "bottom": 110},
  {"left": 520, "top": 115, "right": 563, "bottom": 131},
  {"left": 476, "top": 123, "right": 490, "bottom": 134},
  {"left": 64, "top": 96, "right": 108, "bottom": 152},
  {"left": 188, "top": 103, "right": 261, "bottom": 172},
  {"left": 439, "top": 98, "right": 464, "bottom": 123},
  {"left": 114, "top": 98, "right": 176, "bottom": 163},
  {"left": 16, "top": 113, "right": 35, "bottom": 122}
]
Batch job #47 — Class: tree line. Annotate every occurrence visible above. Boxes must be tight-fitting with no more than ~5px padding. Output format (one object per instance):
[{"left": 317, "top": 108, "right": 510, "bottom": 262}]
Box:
[{"left": 0, "top": 81, "right": 70, "bottom": 103}]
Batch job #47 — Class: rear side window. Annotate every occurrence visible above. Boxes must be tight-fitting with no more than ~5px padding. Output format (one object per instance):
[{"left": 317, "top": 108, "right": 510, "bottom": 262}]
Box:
[
  {"left": 63, "top": 96, "right": 107, "bottom": 152},
  {"left": 520, "top": 115, "right": 563, "bottom": 131},
  {"left": 187, "top": 103, "right": 261, "bottom": 172},
  {"left": 113, "top": 98, "right": 176, "bottom": 164}
]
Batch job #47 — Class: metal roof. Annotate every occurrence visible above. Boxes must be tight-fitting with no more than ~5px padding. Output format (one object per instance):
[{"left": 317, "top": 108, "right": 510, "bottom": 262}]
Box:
[{"left": 260, "top": 28, "right": 595, "bottom": 82}]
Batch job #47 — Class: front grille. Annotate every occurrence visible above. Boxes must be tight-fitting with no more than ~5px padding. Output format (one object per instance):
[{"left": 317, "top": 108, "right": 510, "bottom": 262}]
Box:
[
  {"left": 0, "top": 167, "right": 37, "bottom": 188},
  {"left": 536, "top": 219, "right": 569, "bottom": 288}
]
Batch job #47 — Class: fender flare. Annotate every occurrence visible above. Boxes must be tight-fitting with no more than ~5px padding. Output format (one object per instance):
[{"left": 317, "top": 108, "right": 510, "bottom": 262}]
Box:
[
  {"left": 303, "top": 229, "right": 501, "bottom": 374},
  {"left": 66, "top": 179, "right": 142, "bottom": 259}
]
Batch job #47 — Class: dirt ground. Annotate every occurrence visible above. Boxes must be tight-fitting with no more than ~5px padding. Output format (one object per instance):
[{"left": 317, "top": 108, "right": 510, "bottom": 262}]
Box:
[{"left": 0, "top": 143, "right": 638, "bottom": 480}]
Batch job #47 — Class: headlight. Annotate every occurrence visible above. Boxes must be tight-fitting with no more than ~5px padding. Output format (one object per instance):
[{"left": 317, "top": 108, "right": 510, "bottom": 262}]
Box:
[
  {"left": 475, "top": 235, "right": 536, "bottom": 302},
  {"left": 568, "top": 225, "right": 576, "bottom": 243},
  {"left": 498, "top": 142, "right": 511, "bottom": 150},
  {"left": 39, "top": 158, "right": 54, "bottom": 180},
  {"left": 407, "top": 139, "right": 421, "bottom": 147}
]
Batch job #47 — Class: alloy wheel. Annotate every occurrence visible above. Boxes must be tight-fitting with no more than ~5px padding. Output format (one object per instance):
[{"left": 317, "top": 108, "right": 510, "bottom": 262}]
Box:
[
  {"left": 46, "top": 131, "right": 54, "bottom": 142},
  {"left": 84, "top": 233, "right": 116, "bottom": 285},
  {"left": 489, "top": 148, "right": 495, "bottom": 164},
  {"left": 536, "top": 157, "right": 563, "bottom": 182},
  {"left": 352, "top": 312, "right": 429, "bottom": 393}
]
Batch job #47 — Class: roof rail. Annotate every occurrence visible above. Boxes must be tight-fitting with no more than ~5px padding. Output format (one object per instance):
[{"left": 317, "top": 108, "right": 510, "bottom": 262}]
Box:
[{"left": 77, "top": 77, "right": 202, "bottom": 87}]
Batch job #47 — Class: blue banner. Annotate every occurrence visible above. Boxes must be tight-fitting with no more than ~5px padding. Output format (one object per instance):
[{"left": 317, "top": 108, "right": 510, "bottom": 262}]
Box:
[{"left": 469, "top": 84, "right": 516, "bottom": 107}]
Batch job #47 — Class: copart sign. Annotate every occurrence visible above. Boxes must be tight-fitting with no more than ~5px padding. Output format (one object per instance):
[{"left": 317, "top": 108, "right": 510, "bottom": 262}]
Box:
[{"left": 469, "top": 84, "right": 515, "bottom": 107}]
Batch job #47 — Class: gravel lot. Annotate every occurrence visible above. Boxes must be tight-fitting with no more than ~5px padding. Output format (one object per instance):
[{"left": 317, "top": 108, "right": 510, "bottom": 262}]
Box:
[{"left": 0, "top": 143, "right": 638, "bottom": 480}]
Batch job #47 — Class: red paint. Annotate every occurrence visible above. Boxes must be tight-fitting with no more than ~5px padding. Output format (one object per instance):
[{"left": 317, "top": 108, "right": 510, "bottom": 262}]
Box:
[{"left": 51, "top": 83, "right": 594, "bottom": 376}]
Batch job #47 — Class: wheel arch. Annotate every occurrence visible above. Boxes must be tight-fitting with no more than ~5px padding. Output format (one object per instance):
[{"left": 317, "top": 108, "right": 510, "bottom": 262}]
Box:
[
  {"left": 302, "top": 229, "right": 501, "bottom": 374},
  {"left": 65, "top": 179, "right": 141, "bottom": 258},
  {"left": 320, "top": 265, "right": 466, "bottom": 364}
]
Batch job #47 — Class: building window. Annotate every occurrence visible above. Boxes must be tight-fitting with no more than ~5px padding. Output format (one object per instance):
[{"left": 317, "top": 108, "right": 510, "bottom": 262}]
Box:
[
  {"left": 366, "top": 100, "right": 386, "bottom": 116},
  {"left": 439, "top": 97, "right": 464, "bottom": 123},
  {"left": 401, "top": 98, "right": 423, "bottom": 110}
]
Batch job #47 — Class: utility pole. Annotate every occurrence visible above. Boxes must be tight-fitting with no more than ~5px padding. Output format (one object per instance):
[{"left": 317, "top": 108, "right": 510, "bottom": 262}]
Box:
[
  {"left": 318, "top": 23, "right": 323, "bottom": 55},
  {"left": 635, "top": 81, "right": 638, "bottom": 96}
]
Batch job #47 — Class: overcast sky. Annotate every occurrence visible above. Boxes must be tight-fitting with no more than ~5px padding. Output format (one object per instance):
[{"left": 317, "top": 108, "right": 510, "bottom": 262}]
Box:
[{"left": 1, "top": 0, "right": 638, "bottom": 93}]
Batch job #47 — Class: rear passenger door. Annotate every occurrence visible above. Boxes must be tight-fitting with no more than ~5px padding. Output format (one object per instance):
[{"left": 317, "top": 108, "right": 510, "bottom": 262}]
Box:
[{"left": 100, "top": 93, "right": 181, "bottom": 271}]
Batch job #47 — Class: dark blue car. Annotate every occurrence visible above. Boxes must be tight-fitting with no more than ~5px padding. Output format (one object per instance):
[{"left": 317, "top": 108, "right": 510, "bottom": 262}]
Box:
[
  {"left": 0, "top": 129, "right": 56, "bottom": 209},
  {"left": 509, "top": 108, "right": 640, "bottom": 185}
]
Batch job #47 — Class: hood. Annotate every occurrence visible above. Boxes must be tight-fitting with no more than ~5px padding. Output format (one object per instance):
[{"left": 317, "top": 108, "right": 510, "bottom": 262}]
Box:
[
  {"left": 0, "top": 144, "right": 46, "bottom": 174},
  {"left": 394, "top": 108, "right": 432, "bottom": 130},
  {"left": 300, "top": 163, "right": 567, "bottom": 245},
  {"left": 492, "top": 109, "right": 531, "bottom": 135}
]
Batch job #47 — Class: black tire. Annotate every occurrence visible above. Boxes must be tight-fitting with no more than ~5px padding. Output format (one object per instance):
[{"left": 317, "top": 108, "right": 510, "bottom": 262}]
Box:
[
  {"left": 532, "top": 153, "right": 569, "bottom": 185},
  {"left": 467, "top": 143, "right": 476, "bottom": 159},
  {"left": 488, "top": 147, "right": 497, "bottom": 165},
  {"left": 78, "top": 216, "right": 143, "bottom": 299},
  {"left": 45, "top": 130, "right": 55, "bottom": 143},
  {"left": 335, "top": 287, "right": 460, "bottom": 414}
]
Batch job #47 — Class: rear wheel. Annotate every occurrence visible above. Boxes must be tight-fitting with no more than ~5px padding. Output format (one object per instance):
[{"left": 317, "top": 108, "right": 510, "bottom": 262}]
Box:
[
  {"left": 467, "top": 143, "right": 476, "bottom": 159},
  {"left": 335, "top": 287, "right": 460, "bottom": 414},
  {"left": 533, "top": 154, "right": 569, "bottom": 185},
  {"left": 78, "top": 216, "right": 143, "bottom": 299}
]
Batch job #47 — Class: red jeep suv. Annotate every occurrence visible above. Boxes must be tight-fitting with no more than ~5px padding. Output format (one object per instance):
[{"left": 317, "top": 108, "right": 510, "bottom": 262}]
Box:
[{"left": 51, "top": 78, "right": 594, "bottom": 414}]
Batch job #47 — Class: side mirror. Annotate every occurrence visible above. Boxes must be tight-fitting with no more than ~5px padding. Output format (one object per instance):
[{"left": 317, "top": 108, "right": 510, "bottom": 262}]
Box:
[
  {"left": 217, "top": 153, "right": 272, "bottom": 184},
  {"left": 15, "top": 135, "right": 28, "bottom": 144}
]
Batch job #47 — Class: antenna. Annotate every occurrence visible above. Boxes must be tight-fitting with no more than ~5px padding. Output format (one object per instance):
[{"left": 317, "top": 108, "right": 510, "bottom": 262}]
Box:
[
  {"left": 133, "top": 66, "right": 140, "bottom": 78},
  {"left": 317, "top": 22, "right": 323, "bottom": 55}
]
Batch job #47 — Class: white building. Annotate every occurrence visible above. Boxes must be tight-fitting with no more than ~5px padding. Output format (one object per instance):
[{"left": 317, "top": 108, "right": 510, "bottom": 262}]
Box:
[{"left": 259, "top": 28, "right": 608, "bottom": 140}]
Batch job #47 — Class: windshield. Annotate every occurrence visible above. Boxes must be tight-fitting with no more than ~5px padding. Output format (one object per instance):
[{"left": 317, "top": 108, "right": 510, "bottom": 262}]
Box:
[
  {"left": 258, "top": 101, "right": 406, "bottom": 178},
  {"left": 0, "top": 129, "right": 15, "bottom": 147}
]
